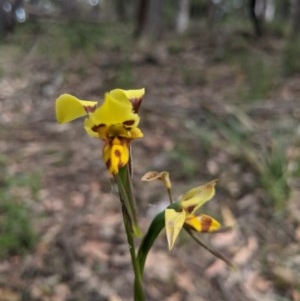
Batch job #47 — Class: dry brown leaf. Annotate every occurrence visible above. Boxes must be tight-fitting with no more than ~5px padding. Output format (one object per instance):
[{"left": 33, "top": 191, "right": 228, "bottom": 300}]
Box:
[
  {"left": 233, "top": 236, "right": 258, "bottom": 265},
  {"left": 204, "top": 259, "right": 227, "bottom": 277},
  {"left": 165, "top": 292, "right": 182, "bottom": 301},
  {"left": 0, "top": 288, "right": 20, "bottom": 301},
  {"left": 272, "top": 266, "right": 299, "bottom": 286},
  {"left": 176, "top": 271, "right": 196, "bottom": 292},
  {"left": 145, "top": 251, "right": 175, "bottom": 281},
  {"left": 79, "top": 241, "right": 111, "bottom": 261}
]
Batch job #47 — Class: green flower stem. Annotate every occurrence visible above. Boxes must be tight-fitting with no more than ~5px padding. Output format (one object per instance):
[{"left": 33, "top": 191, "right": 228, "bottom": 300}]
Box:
[
  {"left": 115, "top": 166, "right": 144, "bottom": 300},
  {"left": 115, "top": 166, "right": 142, "bottom": 237},
  {"left": 167, "top": 188, "right": 173, "bottom": 204},
  {"left": 121, "top": 206, "right": 145, "bottom": 301}
]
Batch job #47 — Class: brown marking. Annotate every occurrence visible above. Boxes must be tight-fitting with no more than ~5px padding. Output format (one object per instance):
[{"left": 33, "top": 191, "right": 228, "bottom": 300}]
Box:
[
  {"left": 186, "top": 205, "right": 195, "bottom": 214},
  {"left": 106, "top": 158, "right": 111, "bottom": 169},
  {"left": 130, "top": 98, "right": 142, "bottom": 113},
  {"left": 92, "top": 123, "right": 106, "bottom": 132},
  {"left": 84, "top": 105, "right": 97, "bottom": 113},
  {"left": 114, "top": 149, "right": 121, "bottom": 157},
  {"left": 201, "top": 216, "right": 213, "bottom": 232},
  {"left": 123, "top": 120, "right": 135, "bottom": 126}
]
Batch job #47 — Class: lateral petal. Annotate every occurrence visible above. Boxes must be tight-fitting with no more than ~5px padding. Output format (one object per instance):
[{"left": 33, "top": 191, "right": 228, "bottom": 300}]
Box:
[
  {"left": 56, "top": 94, "right": 97, "bottom": 124},
  {"left": 185, "top": 214, "right": 221, "bottom": 232}
]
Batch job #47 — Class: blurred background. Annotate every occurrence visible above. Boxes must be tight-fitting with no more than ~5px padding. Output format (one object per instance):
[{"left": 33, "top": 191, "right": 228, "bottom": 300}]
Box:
[{"left": 0, "top": 0, "right": 300, "bottom": 300}]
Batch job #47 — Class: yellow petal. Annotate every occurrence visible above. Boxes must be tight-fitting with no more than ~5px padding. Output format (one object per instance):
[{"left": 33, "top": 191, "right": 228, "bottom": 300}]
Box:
[
  {"left": 184, "top": 214, "right": 221, "bottom": 232},
  {"left": 103, "top": 138, "right": 129, "bottom": 175},
  {"left": 127, "top": 127, "right": 143, "bottom": 139},
  {"left": 125, "top": 88, "right": 145, "bottom": 113},
  {"left": 56, "top": 94, "right": 97, "bottom": 124},
  {"left": 165, "top": 209, "right": 186, "bottom": 250},
  {"left": 180, "top": 180, "right": 217, "bottom": 214},
  {"left": 91, "top": 91, "right": 139, "bottom": 126},
  {"left": 120, "top": 88, "right": 145, "bottom": 100}
]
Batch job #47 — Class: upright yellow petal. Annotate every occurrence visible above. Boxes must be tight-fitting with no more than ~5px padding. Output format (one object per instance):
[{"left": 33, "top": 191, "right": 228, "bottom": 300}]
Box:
[
  {"left": 165, "top": 209, "right": 186, "bottom": 250},
  {"left": 123, "top": 88, "right": 145, "bottom": 99},
  {"left": 180, "top": 180, "right": 217, "bottom": 214},
  {"left": 110, "top": 88, "right": 145, "bottom": 113},
  {"left": 91, "top": 92, "right": 139, "bottom": 127},
  {"left": 56, "top": 94, "right": 97, "bottom": 124}
]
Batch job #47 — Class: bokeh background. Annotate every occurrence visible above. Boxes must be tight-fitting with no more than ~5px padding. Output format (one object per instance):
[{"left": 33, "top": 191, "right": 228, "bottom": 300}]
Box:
[{"left": 0, "top": 0, "right": 300, "bottom": 300}]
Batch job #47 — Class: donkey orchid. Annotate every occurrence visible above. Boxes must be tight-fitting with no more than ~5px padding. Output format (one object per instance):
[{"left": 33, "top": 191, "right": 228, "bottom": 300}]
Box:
[
  {"left": 165, "top": 180, "right": 221, "bottom": 250},
  {"left": 56, "top": 88, "right": 145, "bottom": 175}
]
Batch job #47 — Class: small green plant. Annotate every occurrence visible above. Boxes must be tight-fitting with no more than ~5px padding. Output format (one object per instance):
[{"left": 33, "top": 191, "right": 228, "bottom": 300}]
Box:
[
  {"left": 0, "top": 198, "right": 36, "bottom": 257},
  {"left": 0, "top": 169, "right": 38, "bottom": 257},
  {"left": 239, "top": 54, "right": 274, "bottom": 101},
  {"left": 210, "top": 114, "right": 290, "bottom": 213}
]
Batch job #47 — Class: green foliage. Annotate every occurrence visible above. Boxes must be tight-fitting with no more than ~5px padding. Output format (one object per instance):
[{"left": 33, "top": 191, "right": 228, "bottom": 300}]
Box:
[
  {"left": 169, "top": 146, "right": 199, "bottom": 179},
  {"left": 212, "top": 116, "right": 290, "bottom": 213},
  {"left": 60, "top": 21, "right": 104, "bottom": 50},
  {"left": 0, "top": 159, "right": 38, "bottom": 258},
  {"left": 0, "top": 66, "right": 4, "bottom": 78},
  {"left": 258, "top": 143, "right": 289, "bottom": 212},
  {"left": 283, "top": 36, "right": 300, "bottom": 76},
  {"left": 112, "top": 58, "right": 134, "bottom": 89},
  {"left": 36, "top": 21, "right": 105, "bottom": 61},
  {"left": 238, "top": 53, "right": 275, "bottom": 101},
  {"left": 207, "top": 31, "right": 277, "bottom": 102},
  {"left": 0, "top": 198, "right": 36, "bottom": 257}
]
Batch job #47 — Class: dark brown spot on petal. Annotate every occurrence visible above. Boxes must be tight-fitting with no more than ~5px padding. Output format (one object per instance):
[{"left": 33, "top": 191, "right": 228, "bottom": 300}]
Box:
[
  {"left": 186, "top": 205, "right": 195, "bottom": 214},
  {"left": 123, "top": 120, "right": 135, "bottom": 126},
  {"left": 114, "top": 150, "right": 121, "bottom": 157},
  {"left": 92, "top": 123, "right": 106, "bottom": 132},
  {"left": 201, "top": 216, "right": 212, "bottom": 232}
]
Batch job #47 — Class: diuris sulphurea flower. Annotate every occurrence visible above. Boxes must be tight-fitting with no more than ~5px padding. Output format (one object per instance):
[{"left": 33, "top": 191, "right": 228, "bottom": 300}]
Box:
[
  {"left": 165, "top": 180, "right": 221, "bottom": 250},
  {"left": 56, "top": 88, "right": 144, "bottom": 175}
]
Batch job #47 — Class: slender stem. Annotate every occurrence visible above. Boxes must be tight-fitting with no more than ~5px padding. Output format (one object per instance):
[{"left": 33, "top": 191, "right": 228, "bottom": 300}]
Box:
[
  {"left": 167, "top": 188, "right": 173, "bottom": 204},
  {"left": 121, "top": 206, "right": 145, "bottom": 301},
  {"left": 115, "top": 166, "right": 144, "bottom": 300},
  {"left": 186, "top": 229, "right": 235, "bottom": 268},
  {"left": 116, "top": 167, "right": 142, "bottom": 237}
]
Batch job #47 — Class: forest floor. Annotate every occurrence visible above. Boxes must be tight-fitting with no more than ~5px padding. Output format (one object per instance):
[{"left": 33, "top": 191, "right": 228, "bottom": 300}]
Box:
[{"left": 0, "top": 21, "right": 300, "bottom": 301}]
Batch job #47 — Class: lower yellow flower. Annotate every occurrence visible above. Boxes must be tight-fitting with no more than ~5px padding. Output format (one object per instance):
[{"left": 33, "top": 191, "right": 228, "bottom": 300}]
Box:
[
  {"left": 55, "top": 88, "right": 145, "bottom": 175},
  {"left": 165, "top": 180, "right": 221, "bottom": 250}
]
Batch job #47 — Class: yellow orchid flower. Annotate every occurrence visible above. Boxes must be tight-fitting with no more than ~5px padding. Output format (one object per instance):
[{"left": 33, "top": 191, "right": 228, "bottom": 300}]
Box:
[
  {"left": 165, "top": 180, "right": 221, "bottom": 250},
  {"left": 56, "top": 88, "right": 145, "bottom": 175}
]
